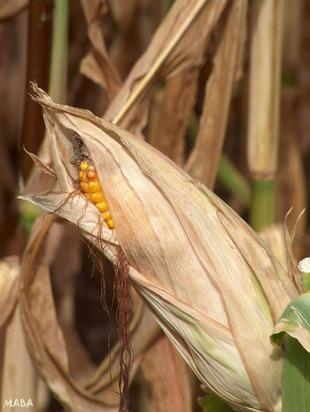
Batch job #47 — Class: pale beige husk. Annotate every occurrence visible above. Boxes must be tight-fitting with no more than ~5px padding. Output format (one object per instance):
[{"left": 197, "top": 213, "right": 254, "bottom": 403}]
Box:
[{"left": 21, "top": 87, "right": 300, "bottom": 412}]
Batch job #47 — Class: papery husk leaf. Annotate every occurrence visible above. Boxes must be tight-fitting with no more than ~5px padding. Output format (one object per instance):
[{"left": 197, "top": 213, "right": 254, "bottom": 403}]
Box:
[
  {"left": 130, "top": 273, "right": 259, "bottom": 410},
  {"left": 259, "top": 224, "right": 288, "bottom": 273},
  {"left": 27, "top": 87, "right": 301, "bottom": 411},
  {"left": 271, "top": 292, "right": 310, "bottom": 353}
]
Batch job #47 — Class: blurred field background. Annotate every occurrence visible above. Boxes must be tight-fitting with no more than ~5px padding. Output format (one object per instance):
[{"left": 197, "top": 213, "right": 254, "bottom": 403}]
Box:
[{"left": 0, "top": 0, "right": 309, "bottom": 411}]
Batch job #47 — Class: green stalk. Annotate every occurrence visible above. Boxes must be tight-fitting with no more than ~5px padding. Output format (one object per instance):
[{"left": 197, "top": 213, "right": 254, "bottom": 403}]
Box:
[
  {"left": 249, "top": 179, "right": 275, "bottom": 231},
  {"left": 283, "top": 336, "right": 310, "bottom": 412},
  {"left": 218, "top": 155, "right": 250, "bottom": 207},
  {"left": 49, "top": 0, "right": 68, "bottom": 102}
]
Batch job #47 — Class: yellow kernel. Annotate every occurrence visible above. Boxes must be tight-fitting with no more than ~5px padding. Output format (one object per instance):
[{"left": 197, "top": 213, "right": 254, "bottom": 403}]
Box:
[
  {"left": 88, "top": 165, "right": 95, "bottom": 171},
  {"left": 102, "top": 211, "right": 111, "bottom": 221},
  {"left": 85, "top": 193, "right": 92, "bottom": 200},
  {"left": 96, "top": 201, "right": 107, "bottom": 212},
  {"left": 91, "top": 192, "right": 104, "bottom": 203},
  {"left": 89, "top": 181, "right": 101, "bottom": 193},
  {"left": 79, "top": 170, "right": 85, "bottom": 178},
  {"left": 80, "top": 174, "right": 88, "bottom": 183},
  {"left": 87, "top": 170, "right": 97, "bottom": 180},
  {"left": 80, "top": 160, "right": 89, "bottom": 171},
  {"left": 107, "top": 219, "right": 115, "bottom": 229},
  {"left": 80, "top": 182, "right": 89, "bottom": 192}
]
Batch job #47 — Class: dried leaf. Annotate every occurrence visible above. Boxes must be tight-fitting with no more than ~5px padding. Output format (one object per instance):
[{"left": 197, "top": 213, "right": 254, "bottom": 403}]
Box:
[
  {"left": 105, "top": 0, "right": 227, "bottom": 133},
  {"left": 0, "top": 256, "right": 19, "bottom": 327},
  {"left": 18, "top": 211, "right": 160, "bottom": 410},
  {"left": 185, "top": 0, "right": 247, "bottom": 187},
  {"left": 24, "top": 148, "right": 56, "bottom": 178},
  {"left": 140, "top": 335, "right": 194, "bottom": 412},
  {"left": 247, "top": 0, "right": 284, "bottom": 177},
  {"left": 148, "top": 68, "right": 199, "bottom": 165},
  {"left": 80, "top": 0, "right": 121, "bottom": 98},
  {"left": 86, "top": 294, "right": 160, "bottom": 395},
  {"left": 277, "top": 89, "right": 307, "bottom": 245},
  {"left": 2, "top": 305, "right": 49, "bottom": 410},
  {"left": 19, "top": 215, "right": 119, "bottom": 411},
  {"left": 110, "top": 0, "right": 161, "bottom": 79},
  {"left": 0, "top": 0, "right": 27, "bottom": 20}
]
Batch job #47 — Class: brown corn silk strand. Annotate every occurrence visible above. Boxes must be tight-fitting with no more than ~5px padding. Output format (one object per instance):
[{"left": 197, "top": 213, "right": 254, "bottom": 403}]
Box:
[
  {"left": 71, "top": 137, "right": 132, "bottom": 411},
  {"left": 114, "top": 247, "right": 133, "bottom": 412}
]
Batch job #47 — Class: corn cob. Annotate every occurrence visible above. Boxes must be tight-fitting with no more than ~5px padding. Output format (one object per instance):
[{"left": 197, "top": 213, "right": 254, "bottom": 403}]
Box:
[{"left": 79, "top": 160, "right": 115, "bottom": 230}]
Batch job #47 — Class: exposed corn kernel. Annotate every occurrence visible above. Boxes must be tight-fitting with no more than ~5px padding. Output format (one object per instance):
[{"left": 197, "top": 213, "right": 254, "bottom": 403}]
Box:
[
  {"left": 102, "top": 211, "right": 111, "bottom": 221},
  {"left": 107, "top": 219, "right": 115, "bottom": 229},
  {"left": 80, "top": 160, "right": 89, "bottom": 171},
  {"left": 78, "top": 160, "right": 115, "bottom": 229},
  {"left": 80, "top": 182, "right": 89, "bottom": 192},
  {"left": 87, "top": 170, "right": 97, "bottom": 180},
  {"left": 80, "top": 174, "right": 88, "bottom": 183},
  {"left": 96, "top": 201, "right": 107, "bottom": 212},
  {"left": 88, "top": 181, "right": 101, "bottom": 193},
  {"left": 91, "top": 192, "right": 104, "bottom": 203}
]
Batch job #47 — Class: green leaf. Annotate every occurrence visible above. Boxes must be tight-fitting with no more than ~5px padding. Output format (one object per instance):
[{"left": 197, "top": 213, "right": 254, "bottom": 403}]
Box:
[
  {"left": 282, "top": 336, "right": 310, "bottom": 412},
  {"left": 271, "top": 293, "right": 310, "bottom": 411},
  {"left": 271, "top": 292, "right": 310, "bottom": 352},
  {"left": 198, "top": 394, "right": 234, "bottom": 412}
]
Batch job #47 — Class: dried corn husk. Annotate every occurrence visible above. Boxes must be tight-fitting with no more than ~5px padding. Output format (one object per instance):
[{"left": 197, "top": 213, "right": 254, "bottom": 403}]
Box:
[{"left": 21, "top": 87, "right": 300, "bottom": 412}]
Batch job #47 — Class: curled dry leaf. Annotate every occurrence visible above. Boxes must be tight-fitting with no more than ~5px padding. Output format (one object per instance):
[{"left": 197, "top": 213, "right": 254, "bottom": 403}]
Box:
[
  {"left": 277, "top": 89, "right": 307, "bottom": 249},
  {"left": 20, "top": 86, "right": 301, "bottom": 412},
  {"left": 148, "top": 68, "right": 199, "bottom": 165},
  {"left": 80, "top": 0, "right": 121, "bottom": 98},
  {"left": 139, "top": 335, "right": 194, "bottom": 412},
  {"left": 86, "top": 292, "right": 159, "bottom": 395},
  {"left": 0, "top": 256, "right": 19, "bottom": 326},
  {"left": 18, "top": 201, "right": 160, "bottom": 411},
  {"left": 20, "top": 214, "right": 119, "bottom": 412},
  {"left": 185, "top": 0, "right": 247, "bottom": 187},
  {"left": 2, "top": 304, "right": 49, "bottom": 410},
  {"left": 105, "top": 0, "right": 227, "bottom": 133},
  {"left": 0, "top": 0, "right": 27, "bottom": 20}
]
